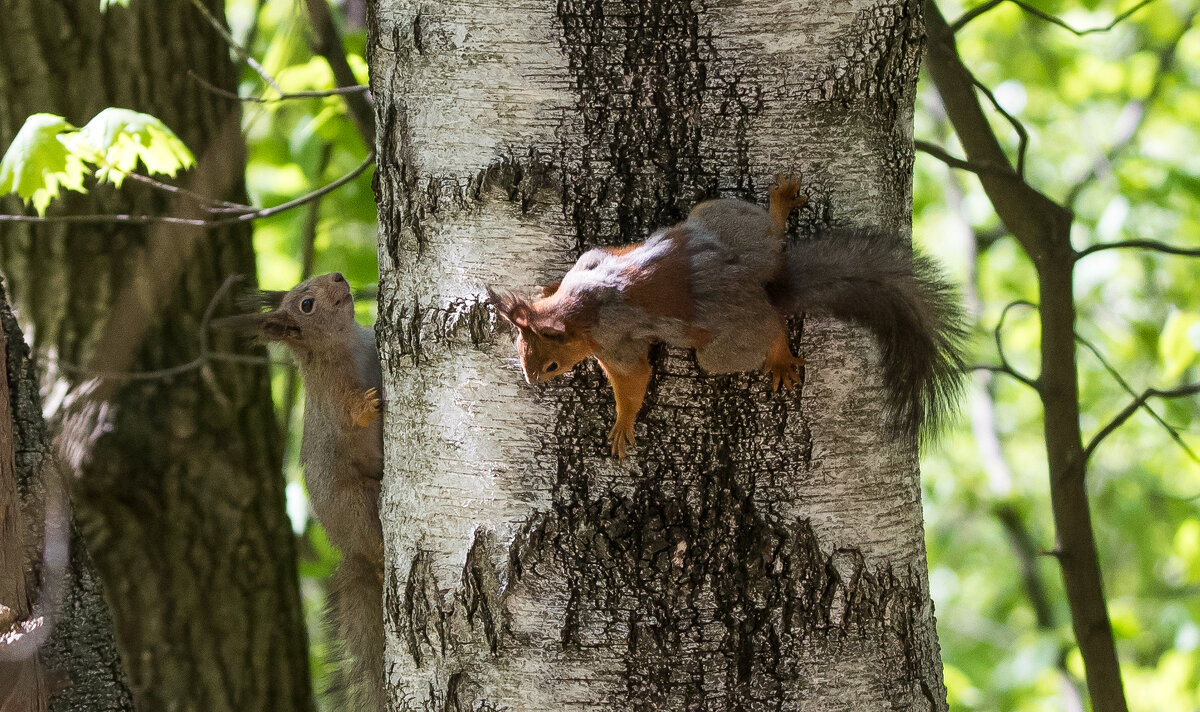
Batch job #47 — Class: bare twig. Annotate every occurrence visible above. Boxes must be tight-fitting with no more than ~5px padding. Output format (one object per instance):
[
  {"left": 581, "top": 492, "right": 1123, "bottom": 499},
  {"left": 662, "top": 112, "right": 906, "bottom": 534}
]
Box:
[
  {"left": 914, "top": 139, "right": 1010, "bottom": 176},
  {"left": 969, "top": 363, "right": 1039, "bottom": 388},
  {"left": 52, "top": 275, "right": 291, "bottom": 383},
  {"left": 1076, "top": 239, "right": 1200, "bottom": 261},
  {"left": 187, "top": 70, "right": 370, "bottom": 104},
  {"left": 123, "top": 169, "right": 254, "bottom": 213},
  {"left": 0, "top": 152, "right": 374, "bottom": 227},
  {"left": 993, "top": 300, "right": 1040, "bottom": 389},
  {"left": 1075, "top": 334, "right": 1197, "bottom": 462},
  {"left": 971, "top": 76, "right": 1030, "bottom": 178},
  {"left": 951, "top": 0, "right": 1155, "bottom": 35},
  {"left": 188, "top": 0, "right": 284, "bottom": 95},
  {"left": 1076, "top": 334, "right": 1200, "bottom": 463},
  {"left": 303, "top": 0, "right": 376, "bottom": 145},
  {"left": 1083, "top": 382, "right": 1200, "bottom": 461}
]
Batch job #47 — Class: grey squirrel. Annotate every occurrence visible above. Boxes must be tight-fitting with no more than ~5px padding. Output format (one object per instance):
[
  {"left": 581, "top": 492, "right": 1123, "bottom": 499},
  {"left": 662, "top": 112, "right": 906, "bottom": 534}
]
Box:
[
  {"left": 490, "top": 175, "right": 967, "bottom": 457},
  {"left": 220, "top": 272, "right": 384, "bottom": 711}
]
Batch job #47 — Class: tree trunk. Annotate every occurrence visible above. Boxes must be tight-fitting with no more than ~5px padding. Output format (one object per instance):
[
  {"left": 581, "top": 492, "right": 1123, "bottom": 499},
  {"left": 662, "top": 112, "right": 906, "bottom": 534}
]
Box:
[
  {"left": 369, "top": 0, "right": 947, "bottom": 708},
  {"left": 0, "top": 2, "right": 314, "bottom": 711},
  {"left": 1, "top": 278, "right": 135, "bottom": 712}
]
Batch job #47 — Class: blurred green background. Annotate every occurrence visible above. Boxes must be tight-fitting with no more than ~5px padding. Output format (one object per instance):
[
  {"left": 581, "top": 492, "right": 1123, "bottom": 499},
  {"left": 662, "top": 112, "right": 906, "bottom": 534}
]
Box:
[{"left": 221, "top": 0, "right": 1200, "bottom": 707}]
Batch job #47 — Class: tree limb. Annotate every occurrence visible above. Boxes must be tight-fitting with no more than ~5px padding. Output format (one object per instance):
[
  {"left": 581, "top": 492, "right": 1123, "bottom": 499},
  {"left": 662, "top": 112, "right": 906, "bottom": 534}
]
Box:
[
  {"left": 1075, "top": 239, "right": 1200, "bottom": 260},
  {"left": 951, "top": 0, "right": 1155, "bottom": 35},
  {"left": 0, "top": 152, "right": 374, "bottom": 228},
  {"left": 303, "top": 0, "right": 376, "bottom": 146},
  {"left": 925, "top": 2, "right": 1127, "bottom": 709},
  {"left": 187, "top": 69, "right": 370, "bottom": 105}
]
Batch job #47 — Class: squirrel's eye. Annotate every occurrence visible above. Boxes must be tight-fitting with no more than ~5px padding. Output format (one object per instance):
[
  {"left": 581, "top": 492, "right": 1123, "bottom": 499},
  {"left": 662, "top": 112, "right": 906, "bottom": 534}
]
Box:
[
  {"left": 545, "top": 361, "right": 559, "bottom": 373},
  {"left": 300, "top": 298, "right": 315, "bottom": 314}
]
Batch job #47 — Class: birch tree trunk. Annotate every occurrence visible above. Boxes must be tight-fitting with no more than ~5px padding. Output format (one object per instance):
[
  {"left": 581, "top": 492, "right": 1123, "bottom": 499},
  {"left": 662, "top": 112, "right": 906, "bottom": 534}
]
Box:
[
  {"left": 0, "top": 2, "right": 313, "bottom": 710},
  {"left": 370, "top": 0, "right": 947, "bottom": 708}
]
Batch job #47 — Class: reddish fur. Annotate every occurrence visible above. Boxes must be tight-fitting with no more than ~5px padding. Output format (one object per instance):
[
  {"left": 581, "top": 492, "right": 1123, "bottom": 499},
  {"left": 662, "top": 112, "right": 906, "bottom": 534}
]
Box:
[
  {"left": 620, "top": 228, "right": 695, "bottom": 326},
  {"left": 601, "top": 242, "right": 644, "bottom": 257},
  {"left": 491, "top": 175, "right": 808, "bottom": 457}
]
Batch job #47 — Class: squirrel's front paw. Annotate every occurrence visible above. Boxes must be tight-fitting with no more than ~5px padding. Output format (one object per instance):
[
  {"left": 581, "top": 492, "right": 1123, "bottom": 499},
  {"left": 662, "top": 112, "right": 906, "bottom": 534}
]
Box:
[
  {"left": 770, "top": 174, "right": 807, "bottom": 210},
  {"left": 350, "top": 387, "right": 382, "bottom": 427},
  {"left": 765, "top": 355, "right": 806, "bottom": 391},
  {"left": 608, "top": 418, "right": 635, "bottom": 458}
]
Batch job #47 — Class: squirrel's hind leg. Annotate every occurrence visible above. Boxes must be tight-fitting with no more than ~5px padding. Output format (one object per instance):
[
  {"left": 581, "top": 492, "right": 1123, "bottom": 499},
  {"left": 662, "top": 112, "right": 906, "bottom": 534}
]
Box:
[
  {"left": 762, "top": 320, "right": 805, "bottom": 391},
  {"left": 768, "top": 174, "right": 807, "bottom": 240}
]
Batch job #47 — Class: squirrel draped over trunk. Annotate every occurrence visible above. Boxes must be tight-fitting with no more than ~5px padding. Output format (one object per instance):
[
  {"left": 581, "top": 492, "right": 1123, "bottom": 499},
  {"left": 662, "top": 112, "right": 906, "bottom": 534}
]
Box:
[{"left": 490, "top": 175, "right": 967, "bottom": 457}]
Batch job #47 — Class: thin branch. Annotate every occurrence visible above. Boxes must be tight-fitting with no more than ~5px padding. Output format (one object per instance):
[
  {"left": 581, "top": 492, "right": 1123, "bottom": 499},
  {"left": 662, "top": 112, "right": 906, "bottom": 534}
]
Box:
[
  {"left": 971, "top": 76, "right": 1030, "bottom": 177},
  {"left": 993, "top": 300, "right": 1040, "bottom": 389},
  {"left": 1075, "top": 334, "right": 1192, "bottom": 453},
  {"left": 303, "top": 0, "right": 376, "bottom": 145},
  {"left": 914, "top": 139, "right": 1010, "bottom": 176},
  {"left": 1065, "top": 9, "right": 1197, "bottom": 205},
  {"left": 951, "top": 0, "right": 1155, "bottom": 35},
  {"left": 1083, "top": 382, "right": 1200, "bottom": 461},
  {"left": 969, "top": 363, "right": 1040, "bottom": 389},
  {"left": 188, "top": 0, "right": 284, "bottom": 95},
  {"left": 0, "top": 152, "right": 374, "bottom": 228},
  {"left": 1076, "top": 334, "right": 1200, "bottom": 463},
  {"left": 52, "top": 275, "right": 291, "bottom": 382},
  {"left": 1076, "top": 239, "right": 1200, "bottom": 261},
  {"left": 122, "top": 168, "right": 254, "bottom": 213},
  {"left": 950, "top": 0, "right": 1003, "bottom": 32},
  {"left": 187, "top": 70, "right": 370, "bottom": 104}
]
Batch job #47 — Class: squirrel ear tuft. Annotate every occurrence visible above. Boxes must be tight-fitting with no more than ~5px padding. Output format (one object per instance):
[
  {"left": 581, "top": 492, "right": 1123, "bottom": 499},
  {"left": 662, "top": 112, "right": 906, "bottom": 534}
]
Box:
[
  {"left": 487, "top": 287, "right": 532, "bottom": 328},
  {"left": 260, "top": 312, "right": 302, "bottom": 341},
  {"left": 538, "top": 283, "right": 560, "bottom": 299},
  {"left": 532, "top": 316, "right": 566, "bottom": 339},
  {"left": 213, "top": 312, "right": 301, "bottom": 342}
]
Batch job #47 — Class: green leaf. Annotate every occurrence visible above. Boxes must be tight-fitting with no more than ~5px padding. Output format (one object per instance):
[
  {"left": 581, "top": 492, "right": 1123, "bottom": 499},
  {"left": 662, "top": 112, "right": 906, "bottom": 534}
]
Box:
[
  {"left": 78, "top": 108, "right": 195, "bottom": 187},
  {"left": 1159, "top": 311, "right": 1200, "bottom": 380},
  {"left": 0, "top": 113, "right": 90, "bottom": 215}
]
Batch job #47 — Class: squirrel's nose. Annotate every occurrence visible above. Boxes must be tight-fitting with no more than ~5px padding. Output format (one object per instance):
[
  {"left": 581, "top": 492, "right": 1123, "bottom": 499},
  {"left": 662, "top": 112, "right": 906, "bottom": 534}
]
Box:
[{"left": 331, "top": 272, "right": 345, "bottom": 283}]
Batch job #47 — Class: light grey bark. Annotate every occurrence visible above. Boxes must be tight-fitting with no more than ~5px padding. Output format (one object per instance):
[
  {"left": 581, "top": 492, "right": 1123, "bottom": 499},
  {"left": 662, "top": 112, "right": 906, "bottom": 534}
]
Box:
[{"left": 370, "top": 0, "right": 946, "bottom": 709}]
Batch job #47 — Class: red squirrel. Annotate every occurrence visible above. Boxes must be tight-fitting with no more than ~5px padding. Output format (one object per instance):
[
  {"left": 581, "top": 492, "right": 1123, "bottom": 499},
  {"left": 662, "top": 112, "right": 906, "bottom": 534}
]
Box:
[
  {"left": 489, "top": 175, "right": 966, "bottom": 457},
  {"left": 219, "top": 273, "right": 384, "bottom": 711}
]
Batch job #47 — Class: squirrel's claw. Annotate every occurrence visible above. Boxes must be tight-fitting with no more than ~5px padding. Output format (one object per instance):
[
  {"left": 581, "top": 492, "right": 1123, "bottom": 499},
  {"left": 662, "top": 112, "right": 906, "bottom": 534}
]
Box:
[
  {"left": 608, "top": 419, "right": 635, "bottom": 458},
  {"left": 766, "top": 355, "right": 806, "bottom": 392},
  {"left": 770, "top": 174, "right": 807, "bottom": 211},
  {"left": 350, "top": 387, "right": 382, "bottom": 427}
]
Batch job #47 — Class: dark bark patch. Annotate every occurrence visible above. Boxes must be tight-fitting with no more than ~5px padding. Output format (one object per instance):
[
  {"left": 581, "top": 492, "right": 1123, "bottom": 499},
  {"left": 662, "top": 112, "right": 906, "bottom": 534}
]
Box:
[
  {"left": 402, "top": 550, "right": 449, "bottom": 667},
  {"left": 469, "top": 149, "right": 559, "bottom": 215},
  {"left": 555, "top": 0, "right": 764, "bottom": 252},
  {"left": 458, "top": 528, "right": 507, "bottom": 655},
  {"left": 807, "top": 0, "right": 924, "bottom": 118},
  {"left": 502, "top": 476, "right": 934, "bottom": 709}
]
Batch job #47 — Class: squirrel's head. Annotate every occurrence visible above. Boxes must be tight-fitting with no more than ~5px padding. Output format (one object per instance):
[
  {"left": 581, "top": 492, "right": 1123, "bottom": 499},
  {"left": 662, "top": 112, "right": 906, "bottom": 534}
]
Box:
[
  {"left": 488, "top": 286, "right": 594, "bottom": 384},
  {"left": 218, "top": 273, "right": 357, "bottom": 354}
]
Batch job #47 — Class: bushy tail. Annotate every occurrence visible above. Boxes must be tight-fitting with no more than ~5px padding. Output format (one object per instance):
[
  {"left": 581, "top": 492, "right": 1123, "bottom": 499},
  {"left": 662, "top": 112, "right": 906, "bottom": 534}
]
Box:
[
  {"left": 327, "top": 553, "right": 385, "bottom": 712},
  {"left": 769, "top": 230, "right": 968, "bottom": 442}
]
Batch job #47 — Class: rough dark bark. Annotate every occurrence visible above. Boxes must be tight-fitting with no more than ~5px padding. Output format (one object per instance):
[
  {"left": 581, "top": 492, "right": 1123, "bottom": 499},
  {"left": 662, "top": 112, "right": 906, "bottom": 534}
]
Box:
[
  {"left": 371, "top": 0, "right": 947, "bottom": 709},
  {"left": 923, "top": 3, "right": 1127, "bottom": 710},
  {"left": 1, "top": 278, "right": 135, "bottom": 712},
  {"left": 0, "top": 2, "right": 314, "bottom": 711}
]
